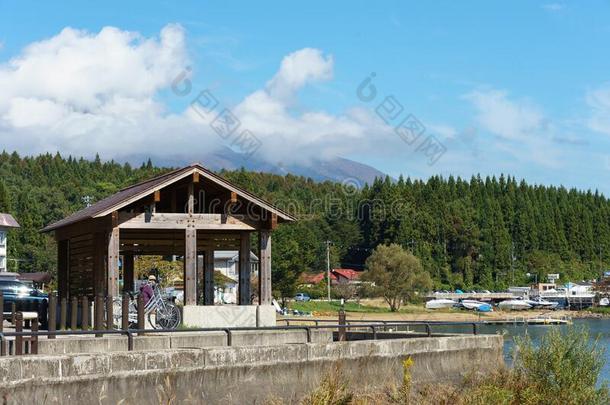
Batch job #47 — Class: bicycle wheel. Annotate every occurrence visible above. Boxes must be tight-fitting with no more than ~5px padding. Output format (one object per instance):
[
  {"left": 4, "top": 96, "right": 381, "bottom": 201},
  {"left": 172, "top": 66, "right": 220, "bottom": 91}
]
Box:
[{"left": 154, "top": 303, "right": 181, "bottom": 330}]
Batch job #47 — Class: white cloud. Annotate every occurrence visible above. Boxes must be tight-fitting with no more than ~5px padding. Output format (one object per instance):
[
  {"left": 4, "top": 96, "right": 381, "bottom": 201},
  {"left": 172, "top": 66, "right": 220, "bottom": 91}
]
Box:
[
  {"left": 463, "top": 88, "right": 560, "bottom": 167},
  {"left": 586, "top": 84, "right": 610, "bottom": 136},
  {"left": 0, "top": 26, "right": 400, "bottom": 166},
  {"left": 542, "top": 3, "right": 565, "bottom": 12},
  {"left": 428, "top": 124, "right": 457, "bottom": 140},
  {"left": 463, "top": 89, "right": 546, "bottom": 141},
  {"left": 0, "top": 24, "right": 210, "bottom": 159},
  {"left": 265, "top": 48, "right": 333, "bottom": 102}
]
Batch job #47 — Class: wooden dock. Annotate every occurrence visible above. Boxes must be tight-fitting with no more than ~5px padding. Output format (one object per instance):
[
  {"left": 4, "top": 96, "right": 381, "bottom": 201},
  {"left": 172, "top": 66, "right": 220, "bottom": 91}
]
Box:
[{"left": 482, "top": 317, "right": 572, "bottom": 325}]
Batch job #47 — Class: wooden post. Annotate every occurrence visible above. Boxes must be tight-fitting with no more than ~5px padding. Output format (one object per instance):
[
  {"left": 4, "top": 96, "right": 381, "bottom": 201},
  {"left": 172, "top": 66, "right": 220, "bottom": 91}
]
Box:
[
  {"left": 123, "top": 253, "right": 135, "bottom": 293},
  {"left": 93, "top": 232, "right": 105, "bottom": 297},
  {"left": 122, "top": 294, "right": 129, "bottom": 330},
  {"left": 31, "top": 317, "right": 39, "bottom": 355},
  {"left": 59, "top": 298, "right": 67, "bottom": 330},
  {"left": 70, "top": 296, "right": 78, "bottom": 330},
  {"left": 204, "top": 249, "right": 215, "bottom": 305},
  {"left": 15, "top": 312, "right": 23, "bottom": 356},
  {"left": 95, "top": 293, "right": 104, "bottom": 337},
  {"left": 258, "top": 230, "right": 272, "bottom": 305},
  {"left": 106, "top": 295, "right": 113, "bottom": 330},
  {"left": 187, "top": 182, "right": 195, "bottom": 214},
  {"left": 196, "top": 253, "right": 203, "bottom": 305},
  {"left": 48, "top": 293, "right": 57, "bottom": 338},
  {"left": 81, "top": 296, "right": 89, "bottom": 330},
  {"left": 137, "top": 294, "right": 145, "bottom": 335},
  {"left": 10, "top": 302, "right": 15, "bottom": 324},
  {"left": 184, "top": 227, "right": 197, "bottom": 306},
  {"left": 238, "top": 231, "right": 251, "bottom": 305},
  {"left": 107, "top": 212, "right": 120, "bottom": 298},
  {"left": 338, "top": 309, "right": 347, "bottom": 342},
  {"left": 57, "top": 239, "right": 69, "bottom": 300}
]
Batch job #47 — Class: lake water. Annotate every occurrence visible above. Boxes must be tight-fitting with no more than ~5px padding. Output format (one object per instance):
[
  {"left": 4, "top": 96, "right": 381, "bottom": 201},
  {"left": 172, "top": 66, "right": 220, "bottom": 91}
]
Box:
[{"left": 427, "top": 318, "right": 610, "bottom": 385}]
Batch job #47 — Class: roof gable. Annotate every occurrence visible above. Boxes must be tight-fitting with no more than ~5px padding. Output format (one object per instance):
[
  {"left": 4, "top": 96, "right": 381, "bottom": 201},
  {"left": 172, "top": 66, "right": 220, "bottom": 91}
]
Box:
[{"left": 42, "top": 163, "right": 295, "bottom": 232}]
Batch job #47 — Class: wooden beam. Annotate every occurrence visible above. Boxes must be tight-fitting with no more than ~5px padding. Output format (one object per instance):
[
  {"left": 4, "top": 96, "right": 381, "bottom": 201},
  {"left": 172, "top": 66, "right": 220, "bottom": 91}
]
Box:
[
  {"left": 238, "top": 231, "right": 251, "bottom": 305},
  {"left": 258, "top": 230, "right": 272, "bottom": 305},
  {"left": 193, "top": 172, "right": 200, "bottom": 183},
  {"left": 184, "top": 226, "right": 197, "bottom": 305},
  {"left": 54, "top": 218, "right": 108, "bottom": 241},
  {"left": 230, "top": 191, "right": 237, "bottom": 204},
  {"left": 153, "top": 190, "right": 161, "bottom": 203},
  {"left": 118, "top": 212, "right": 257, "bottom": 230},
  {"left": 107, "top": 212, "right": 120, "bottom": 297},
  {"left": 269, "top": 213, "right": 278, "bottom": 230},
  {"left": 188, "top": 183, "right": 195, "bottom": 215},
  {"left": 204, "top": 249, "right": 214, "bottom": 305}
]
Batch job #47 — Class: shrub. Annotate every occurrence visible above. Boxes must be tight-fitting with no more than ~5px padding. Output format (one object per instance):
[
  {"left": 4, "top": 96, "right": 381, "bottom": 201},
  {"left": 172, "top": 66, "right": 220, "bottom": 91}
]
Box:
[
  {"left": 512, "top": 326, "right": 609, "bottom": 404},
  {"left": 300, "top": 366, "right": 353, "bottom": 405},
  {"left": 298, "top": 326, "right": 609, "bottom": 405}
]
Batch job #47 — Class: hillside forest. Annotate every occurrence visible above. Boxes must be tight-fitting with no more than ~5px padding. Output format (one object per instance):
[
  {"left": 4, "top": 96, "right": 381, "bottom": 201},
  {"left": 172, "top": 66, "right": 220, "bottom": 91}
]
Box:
[{"left": 0, "top": 151, "right": 608, "bottom": 293}]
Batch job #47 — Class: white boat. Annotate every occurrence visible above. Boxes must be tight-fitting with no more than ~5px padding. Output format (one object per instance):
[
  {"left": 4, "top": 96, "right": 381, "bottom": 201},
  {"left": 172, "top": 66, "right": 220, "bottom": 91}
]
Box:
[
  {"left": 461, "top": 300, "right": 493, "bottom": 312},
  {"left": 600, "top": 298, "right": 610, "bottom": 307},
  {"left": 527, "top": 298, "right": 559, "bottom": 309},
  {"left": 499, "top": 299, "right": 532, "bottom": 310},
  {"left": 425, "top": 299, "right": 456, "bottom": 309}
]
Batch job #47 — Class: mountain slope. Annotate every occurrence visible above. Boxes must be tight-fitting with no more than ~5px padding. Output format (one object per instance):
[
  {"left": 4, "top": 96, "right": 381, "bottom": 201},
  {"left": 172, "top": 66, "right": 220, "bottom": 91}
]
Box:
[{"left": 122, "top": 147, "right": 388, "bottom": 186}]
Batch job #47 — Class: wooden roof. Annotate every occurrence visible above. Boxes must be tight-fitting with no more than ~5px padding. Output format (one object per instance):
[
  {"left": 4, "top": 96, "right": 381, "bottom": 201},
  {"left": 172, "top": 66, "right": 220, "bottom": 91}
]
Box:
[
  {"left": 0, "top": 213, "right": 20, "bottom": 229},
  {"left": 42, "top": 163, "right": 295, "bottom": 232}
]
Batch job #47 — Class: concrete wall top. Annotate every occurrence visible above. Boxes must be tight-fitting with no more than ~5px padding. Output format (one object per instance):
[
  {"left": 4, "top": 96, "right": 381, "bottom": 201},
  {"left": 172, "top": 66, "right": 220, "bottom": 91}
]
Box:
[{"left": 0, "top": 335, "right": 503, "bottom": 385}]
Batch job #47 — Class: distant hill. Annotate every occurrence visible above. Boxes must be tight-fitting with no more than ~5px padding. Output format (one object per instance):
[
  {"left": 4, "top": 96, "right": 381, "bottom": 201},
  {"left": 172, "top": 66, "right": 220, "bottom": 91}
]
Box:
[{"left": 122, "top": 147, "right": 388, "bottom": 186}]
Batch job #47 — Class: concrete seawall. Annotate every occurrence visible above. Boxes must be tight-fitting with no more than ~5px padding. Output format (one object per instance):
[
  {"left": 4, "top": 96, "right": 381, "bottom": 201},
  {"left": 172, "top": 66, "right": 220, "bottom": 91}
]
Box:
[
  {"left": 32, "top": 329, "right": 333, "bottom": 355},
  {"left": 0, "top": 334, "right": 503, "bottom": 404}
]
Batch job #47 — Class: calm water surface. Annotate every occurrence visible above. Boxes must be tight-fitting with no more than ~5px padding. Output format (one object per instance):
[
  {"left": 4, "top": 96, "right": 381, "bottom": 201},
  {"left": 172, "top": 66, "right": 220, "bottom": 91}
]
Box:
[{"left": 427, "top": 318, "right": 610, "bottom": 385}]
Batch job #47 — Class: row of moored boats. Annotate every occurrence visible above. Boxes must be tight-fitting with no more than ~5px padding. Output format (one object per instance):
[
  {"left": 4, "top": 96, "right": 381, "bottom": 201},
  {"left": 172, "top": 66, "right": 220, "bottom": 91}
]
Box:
[{"left": 425, "top": 297, "right": 559, "bottom": 312}]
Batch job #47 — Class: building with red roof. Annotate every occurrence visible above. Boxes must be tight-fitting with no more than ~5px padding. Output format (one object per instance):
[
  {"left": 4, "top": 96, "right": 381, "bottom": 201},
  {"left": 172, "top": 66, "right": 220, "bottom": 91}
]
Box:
[{"left": 299, "top": 268, "right": 362, "bottom": 286}]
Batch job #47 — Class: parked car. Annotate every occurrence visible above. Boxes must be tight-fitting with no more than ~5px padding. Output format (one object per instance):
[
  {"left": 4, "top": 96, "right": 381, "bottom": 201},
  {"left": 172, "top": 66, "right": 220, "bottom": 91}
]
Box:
[
  {"left": 0, "top": 280, "right": 48, "bottom": 326},
  {"left": 294, "top": 293, "right": 311, "bottom": 302}
]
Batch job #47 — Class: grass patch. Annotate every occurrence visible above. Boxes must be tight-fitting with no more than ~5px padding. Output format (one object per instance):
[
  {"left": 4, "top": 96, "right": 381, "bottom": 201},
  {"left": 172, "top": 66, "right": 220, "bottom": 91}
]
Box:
[
  {"left": 587, "top": 306, "right": 610, "bottom": 315},
  {"left": 289, "top": 300, "right": 432, "bottom": 315},
  {"left": 290, "top": 300, "right": 391, "bottom": 314}
]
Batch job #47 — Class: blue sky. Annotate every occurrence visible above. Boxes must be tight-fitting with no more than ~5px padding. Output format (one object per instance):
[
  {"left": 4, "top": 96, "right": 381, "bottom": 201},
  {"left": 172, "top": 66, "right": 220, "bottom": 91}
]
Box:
[{"left": 2, "top": 1, "right": 610, "bottom": 192}]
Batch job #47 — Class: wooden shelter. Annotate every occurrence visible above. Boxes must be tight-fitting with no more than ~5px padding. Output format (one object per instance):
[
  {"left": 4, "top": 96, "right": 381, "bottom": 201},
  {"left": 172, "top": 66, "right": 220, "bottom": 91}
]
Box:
[{"left": 42, "top": 164, "right": 294, "bottom": 318}]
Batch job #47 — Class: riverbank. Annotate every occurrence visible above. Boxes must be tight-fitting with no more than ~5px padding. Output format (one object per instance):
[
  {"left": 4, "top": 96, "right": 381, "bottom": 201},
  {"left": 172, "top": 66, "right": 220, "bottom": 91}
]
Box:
[{"left": 288, "top": 298, "right": 609, "bottom": 322}]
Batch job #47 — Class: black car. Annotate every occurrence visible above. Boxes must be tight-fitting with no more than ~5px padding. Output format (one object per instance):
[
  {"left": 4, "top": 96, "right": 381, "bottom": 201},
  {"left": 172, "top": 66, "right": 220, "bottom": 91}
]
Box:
[{"left": 1, "top": 280, "right": 48, "bottom": 326}]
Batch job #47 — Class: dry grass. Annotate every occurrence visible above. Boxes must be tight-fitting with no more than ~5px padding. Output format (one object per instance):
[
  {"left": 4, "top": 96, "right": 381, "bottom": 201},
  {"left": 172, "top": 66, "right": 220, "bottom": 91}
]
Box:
[{"left": 279, "top": 327, "right": 608, "bottom": 405}]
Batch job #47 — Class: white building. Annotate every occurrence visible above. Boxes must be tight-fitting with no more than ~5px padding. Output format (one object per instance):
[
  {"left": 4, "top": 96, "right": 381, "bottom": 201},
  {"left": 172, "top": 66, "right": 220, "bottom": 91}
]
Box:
[
  {"left": 198, "top": 250, "right": 259, "bottom": 304},
  {"left": 0, "top": 213, "right": 20, "bottom": 272}
]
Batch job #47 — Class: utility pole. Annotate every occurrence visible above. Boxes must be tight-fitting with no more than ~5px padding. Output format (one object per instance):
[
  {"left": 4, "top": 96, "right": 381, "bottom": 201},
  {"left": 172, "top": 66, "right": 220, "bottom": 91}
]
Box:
[
  {"left": 326, "top": 240, "right": 332, "bottom": 302},
  {"left": 510, "top": 243, "right": 515, "bottom": 286}
]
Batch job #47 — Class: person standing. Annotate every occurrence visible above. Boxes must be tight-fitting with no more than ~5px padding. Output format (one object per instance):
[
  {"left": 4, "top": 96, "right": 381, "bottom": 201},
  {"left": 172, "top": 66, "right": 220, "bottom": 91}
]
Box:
[{"left": 139, "top": 275, "right": 156, "bottom": 306}]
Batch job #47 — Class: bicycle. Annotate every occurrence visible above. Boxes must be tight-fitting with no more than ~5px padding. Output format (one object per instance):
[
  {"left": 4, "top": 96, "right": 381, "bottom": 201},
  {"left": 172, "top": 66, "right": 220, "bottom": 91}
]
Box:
[{"left": 112, "top": 284, "right": 181, "bottom": 329}]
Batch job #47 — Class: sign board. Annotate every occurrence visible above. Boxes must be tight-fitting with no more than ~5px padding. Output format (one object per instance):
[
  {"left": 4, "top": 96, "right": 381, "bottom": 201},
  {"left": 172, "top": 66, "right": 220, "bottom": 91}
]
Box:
[{"left": 547, "top": 273, "right": 560, "bottom": 283}]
